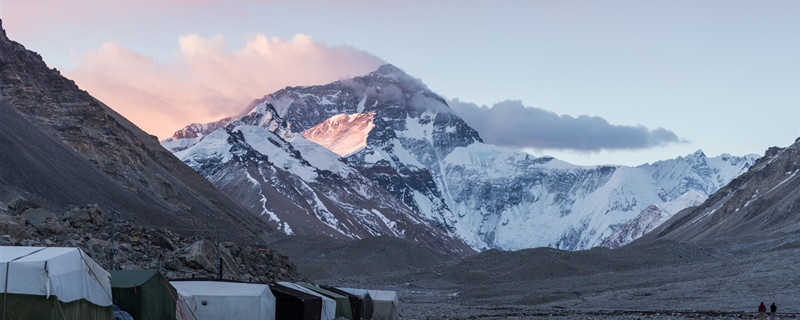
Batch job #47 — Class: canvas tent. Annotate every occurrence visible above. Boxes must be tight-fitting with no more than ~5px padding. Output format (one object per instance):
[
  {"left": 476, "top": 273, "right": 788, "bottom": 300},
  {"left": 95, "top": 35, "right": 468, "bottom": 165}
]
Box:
[
  {"left": 110, "top": 270, "right": 177, "bottom": 320},
  {"left": 277, "top": 282, "right": 335, "bottom": 320},
  {"left": 171, "top": 280, "right": 276, "bottom": 320},
  {"left": 321, "top": 285, "right": 373, "bottom": 320},
  {"left": 270, "top": 283, "right": 323, "bottom": 320},
  {"left": 0, "top": 246, "right": 113, "bottom": 320},
  {"left": 338, "top": 288, "right": 397, "bottom": 320},
  {"left": 296, "top": 283, "right": 352, "bottom": 320}
]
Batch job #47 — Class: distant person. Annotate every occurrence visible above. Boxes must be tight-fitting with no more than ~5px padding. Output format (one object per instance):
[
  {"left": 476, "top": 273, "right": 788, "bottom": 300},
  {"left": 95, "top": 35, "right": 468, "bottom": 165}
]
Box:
[
  {"left": 759, "top": 301, "right": 766, "bottom": 318},
  {"left": 770, "top": 302, "right": 776, "bottom": 316}
]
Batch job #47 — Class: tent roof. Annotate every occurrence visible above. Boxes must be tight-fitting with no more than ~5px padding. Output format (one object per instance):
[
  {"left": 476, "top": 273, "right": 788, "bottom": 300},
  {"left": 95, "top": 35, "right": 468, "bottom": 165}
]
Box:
[
  {"left": 170, "top": 280, "right": 269, "bottom": 297},
  {"left": 110, "top": 270, "right": 161, "bottom": 287},
  {"left": 1, "top": 246, "right": 81, "bottom": 262},
  {"left": 270, "top": 283, "right": 321, "bottom": 301},
  {"left": 339, "top": 288, "right": 397, "bottom": 302},
  {"left": 0, "top": 246, "right": 112, "bottom": 307},
  {"left": 297, "top": 283, "right": 346, "bottom": 300}
]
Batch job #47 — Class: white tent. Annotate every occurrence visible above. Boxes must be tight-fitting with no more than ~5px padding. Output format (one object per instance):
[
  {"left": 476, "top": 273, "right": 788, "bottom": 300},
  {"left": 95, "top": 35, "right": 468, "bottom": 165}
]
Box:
[
  {"left": 339, "top": 288, "right": 398, "bottom": 320},
  {"left": 170, "top": 280, "right": 275, "bottom": 320},
  {"left": 0, "top": 246, "right": 113, "bottom": 319},
  {"left": 277, "top": 282, "right": 336, "bottom": 320}
]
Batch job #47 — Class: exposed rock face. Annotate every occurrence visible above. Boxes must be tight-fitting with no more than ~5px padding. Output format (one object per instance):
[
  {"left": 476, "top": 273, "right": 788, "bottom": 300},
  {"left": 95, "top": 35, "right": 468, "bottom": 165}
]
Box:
[
  {"left": 639, "top": 138, "right": 800, "bottom": 244},
  {"left": 0, "top": 19, "right": 269, "bottom": 242},
  {"left": 0, "top": 203, "right": 298, "bottom": 283}
]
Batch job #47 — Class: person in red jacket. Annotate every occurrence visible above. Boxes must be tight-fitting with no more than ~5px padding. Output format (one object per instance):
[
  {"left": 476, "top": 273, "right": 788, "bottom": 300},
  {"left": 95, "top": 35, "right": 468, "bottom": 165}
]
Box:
[{"left": 758, "top": 301, "right": 766, "bottom": 318}]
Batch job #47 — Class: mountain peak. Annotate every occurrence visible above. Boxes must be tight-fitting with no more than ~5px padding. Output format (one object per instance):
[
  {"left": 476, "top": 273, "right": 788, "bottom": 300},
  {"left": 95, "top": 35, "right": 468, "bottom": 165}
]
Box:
[
  {"left": 691, "top": 150, "right": 706, "bottom": 158},
  {"left": 374, "top": 64, "right": 405, "bottom": 76},
  {"left": 365, "top": 64, "right": 425, "bottom": 88}
]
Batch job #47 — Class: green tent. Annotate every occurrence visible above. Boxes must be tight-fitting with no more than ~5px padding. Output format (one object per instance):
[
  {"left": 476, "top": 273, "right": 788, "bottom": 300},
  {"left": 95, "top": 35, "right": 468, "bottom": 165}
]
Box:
[
  {"left": 321, "top": 285, "right": 372, "bottom": 320},
  {"left": 110, "top": 270, "right": 177, "bottom": 320},
  {"left": 297, "top": 283, "right": 352, "bottom": 320}
]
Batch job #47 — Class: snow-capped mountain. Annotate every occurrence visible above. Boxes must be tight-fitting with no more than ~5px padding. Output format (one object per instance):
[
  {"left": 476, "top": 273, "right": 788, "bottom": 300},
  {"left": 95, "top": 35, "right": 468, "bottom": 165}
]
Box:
[
  {"left": 639, "top": 150, "right": 759, "bottom": 200},
  {"left": 598, "top": 152, "right": 760, "bottom": 248},
  {"left": 261, "top": 64, "right": 482, "bottom": 237},
  {"left": 639, "top": 138, "right": 800, "bottom": 244},
  {"left": 166, "top": 64, "right": 757, "bottom": 251},
  {"left": 166, "top": 100, "right": 473, "bottom": 256},
  {"left": 259, "top": 65, "right": 758, "bottom": 250},
  {"left": 600, "top": 191, "right": 707, "bottom": 248}
]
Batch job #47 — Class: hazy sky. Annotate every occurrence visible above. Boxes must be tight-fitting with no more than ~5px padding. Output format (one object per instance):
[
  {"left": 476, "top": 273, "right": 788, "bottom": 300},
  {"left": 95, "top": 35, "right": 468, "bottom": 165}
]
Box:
[{"left": 2, "top": 0, "right": 798, "bottom": 166}]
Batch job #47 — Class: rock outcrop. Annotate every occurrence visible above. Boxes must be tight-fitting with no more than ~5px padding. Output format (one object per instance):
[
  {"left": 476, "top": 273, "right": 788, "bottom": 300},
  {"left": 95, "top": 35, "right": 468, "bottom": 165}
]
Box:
[{"left": 0, "top": 202, "right": 298, "bottom": 283}]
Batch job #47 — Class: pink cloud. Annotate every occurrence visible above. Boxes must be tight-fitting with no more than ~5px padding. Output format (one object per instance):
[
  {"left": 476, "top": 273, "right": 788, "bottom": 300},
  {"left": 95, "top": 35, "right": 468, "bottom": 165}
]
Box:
[{"left": 65, "top": 34, "right": 384, "bottom": 140}]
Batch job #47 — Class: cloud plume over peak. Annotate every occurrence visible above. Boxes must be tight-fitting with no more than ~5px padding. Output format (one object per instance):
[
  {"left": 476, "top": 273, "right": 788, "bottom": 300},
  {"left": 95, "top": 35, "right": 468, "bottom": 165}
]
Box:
[
  {"left": 448, "top": 99, "right": 684, "bottom": 152},
  {"left": 66, "top": 33, "right": 383, "bottom": 140}
]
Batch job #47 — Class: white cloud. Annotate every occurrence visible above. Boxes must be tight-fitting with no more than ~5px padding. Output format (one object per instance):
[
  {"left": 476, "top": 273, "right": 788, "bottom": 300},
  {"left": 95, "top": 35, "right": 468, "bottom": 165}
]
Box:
[
  {"left": 449, "top": 99, "right": 685, "bottom": 151},
  {"left": 66, "top": 33, "right": 384, "bottom": 139}
]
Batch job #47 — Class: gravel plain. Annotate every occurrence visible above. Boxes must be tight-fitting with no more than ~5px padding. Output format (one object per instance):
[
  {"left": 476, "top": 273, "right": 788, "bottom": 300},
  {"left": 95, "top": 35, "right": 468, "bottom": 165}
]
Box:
[{"left": 272, "top": 233, "right": 800, "bottom": 320}]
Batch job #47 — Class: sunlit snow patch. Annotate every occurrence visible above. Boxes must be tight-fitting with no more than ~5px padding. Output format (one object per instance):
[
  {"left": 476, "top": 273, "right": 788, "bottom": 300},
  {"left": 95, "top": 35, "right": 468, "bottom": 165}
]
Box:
[{"left": 302, "top": 113, "right": 376, "bottom": 157}]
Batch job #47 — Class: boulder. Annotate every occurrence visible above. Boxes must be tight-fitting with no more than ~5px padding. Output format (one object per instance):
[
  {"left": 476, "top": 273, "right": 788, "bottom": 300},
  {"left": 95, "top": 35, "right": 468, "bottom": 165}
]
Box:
[
  {"left": 7, "top": 198, "right": 38, "bottom": 216},
  {"left": 179, "top": 240, "right": 218, "bottom": 272},
  {"left": 178, "top": 240, "right": 241, "bottom": 277},
  {"left": 84, "top": 238, "right": 110, "bottom": 261},
  {"left": 35, "top": 217, "right": 67, "bottom": 236},
  {"left": 21, "top": 207, "right": 56, "bottom": 225},
  {"left": 64, "top": 204, "right": 105, "bottom": 227},
  {"left": 0, "top": 215, "right": 29, "bottom": 239},
  {"left": 153, "top": 232, "right": 178, "bottom": 251}
]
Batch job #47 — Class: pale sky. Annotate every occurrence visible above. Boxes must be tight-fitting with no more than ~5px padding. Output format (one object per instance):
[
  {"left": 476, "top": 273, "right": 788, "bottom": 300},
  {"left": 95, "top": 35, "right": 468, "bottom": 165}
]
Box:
[{"left": 2, "top": 0, "right": 798, "bottom": 166}]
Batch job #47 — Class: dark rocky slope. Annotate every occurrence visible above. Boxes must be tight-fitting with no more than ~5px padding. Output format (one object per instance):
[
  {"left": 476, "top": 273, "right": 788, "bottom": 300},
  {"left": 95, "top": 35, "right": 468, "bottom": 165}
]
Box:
[{"left": 0, "top": 20, "right": 268, "bottom": 242}]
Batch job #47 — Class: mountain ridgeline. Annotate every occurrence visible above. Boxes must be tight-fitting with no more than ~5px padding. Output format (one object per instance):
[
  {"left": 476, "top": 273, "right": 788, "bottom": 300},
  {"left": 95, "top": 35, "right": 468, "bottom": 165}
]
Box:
[{"left": 165, "top": 64, "right": 758, "bottom": 252}]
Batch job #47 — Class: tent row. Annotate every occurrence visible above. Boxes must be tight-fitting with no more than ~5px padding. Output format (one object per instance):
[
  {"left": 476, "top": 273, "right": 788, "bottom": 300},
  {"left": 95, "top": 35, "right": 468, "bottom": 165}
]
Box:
[
  {"left": 0, "top": 246, "right": 398, "bottom": 320},
  {"left": 255, "top": 282, "right": 398, "bottom": 320}
]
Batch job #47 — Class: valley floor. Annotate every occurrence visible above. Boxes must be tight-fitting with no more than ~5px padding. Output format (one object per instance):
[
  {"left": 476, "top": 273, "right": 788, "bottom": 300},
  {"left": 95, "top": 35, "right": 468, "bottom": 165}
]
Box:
[
  {"left": 400, "top": 302, "right": 798, "bottom": 320},
  {"left": 271, "top": 233, "right": 800, "bottom": 320}
]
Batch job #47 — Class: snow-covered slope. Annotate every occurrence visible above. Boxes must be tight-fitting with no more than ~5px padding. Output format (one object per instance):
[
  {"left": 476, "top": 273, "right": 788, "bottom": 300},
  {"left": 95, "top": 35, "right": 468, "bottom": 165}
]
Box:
[
  {"left": 301, "top": 113, "right": 376, "bottom": 157},
  {"left": 639, "top": 150, "right": 759, "bottom": 200},
  {"left": 166, "top": 64, "right": 757, "bottom": 251},
  {"left": 166, "top": 101, "right": 473, "bottom": 256},
  {"left": 600, "top": 191, "right": 707, "bottom": 248}
]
